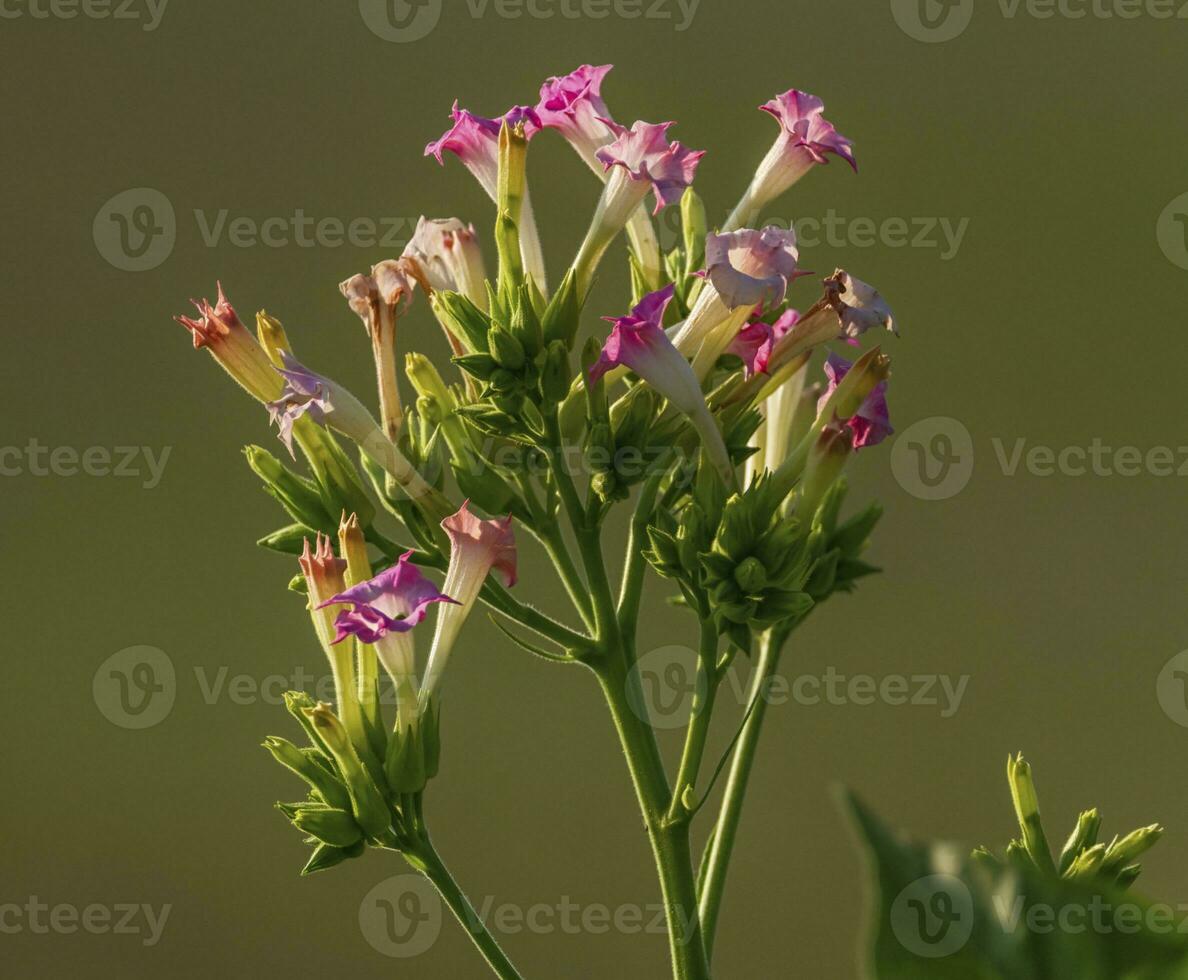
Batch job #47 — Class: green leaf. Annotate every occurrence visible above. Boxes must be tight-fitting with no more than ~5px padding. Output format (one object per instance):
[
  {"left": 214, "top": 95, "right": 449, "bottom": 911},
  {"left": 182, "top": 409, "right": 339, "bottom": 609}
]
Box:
[{"left": 844, "top": 791, "right": 1188, "bottom": 980}]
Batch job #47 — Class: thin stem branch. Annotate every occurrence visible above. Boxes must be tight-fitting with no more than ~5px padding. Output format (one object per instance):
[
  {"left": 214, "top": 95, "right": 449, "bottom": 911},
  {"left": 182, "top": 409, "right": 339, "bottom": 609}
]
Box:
[
  {"left": 413, "top": 836, "right": 525, "bottom": 980},
  {"left": 697, "top": 624, "right": 792, "bottom": 961},
  {"left": 666, "top": 619, "right": 720, "bottom": 827}
]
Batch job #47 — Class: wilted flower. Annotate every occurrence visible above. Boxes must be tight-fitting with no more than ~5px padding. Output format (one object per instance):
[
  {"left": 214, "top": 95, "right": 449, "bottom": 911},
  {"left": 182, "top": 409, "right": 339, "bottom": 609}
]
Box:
[
  {"left": 401, "top": 217, "right": 489, "bottom": 310},
  {"left": 818, "top": 353, "right": 893, "bottom": 449},
  {"left": 174, "top": 283, "right": 283, "bottom": 403},
  {"left": 421, "top": 503, "right": 518, "bottom": 704},
  {"left": 267, "top": 353, "right": 370, "bottom": 458},
  {"left": 758, "top": 269, "right": 897, "bottom": 380},
  {"left": 339, "top": 262, "right": 416, "bottom": 439},
  {"left": 725, "top": 89, "right": 856, "bottom": 232}
]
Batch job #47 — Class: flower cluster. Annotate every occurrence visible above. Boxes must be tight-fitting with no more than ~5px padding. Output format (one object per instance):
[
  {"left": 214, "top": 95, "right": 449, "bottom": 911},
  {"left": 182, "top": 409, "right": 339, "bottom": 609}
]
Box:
[{"left": 167, "top": 64, "right": 899, "bottom": 976}]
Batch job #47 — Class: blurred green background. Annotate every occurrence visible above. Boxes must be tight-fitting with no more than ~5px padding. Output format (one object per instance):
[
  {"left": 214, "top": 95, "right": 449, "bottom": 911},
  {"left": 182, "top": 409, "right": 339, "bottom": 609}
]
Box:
[{"left": 4, "top": 0, "right": 1188, "bottom": 976}]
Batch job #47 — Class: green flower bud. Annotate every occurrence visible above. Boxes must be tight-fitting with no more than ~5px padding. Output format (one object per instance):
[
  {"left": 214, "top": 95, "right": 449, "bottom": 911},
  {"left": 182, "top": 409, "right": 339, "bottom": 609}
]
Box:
[
  {"left": 279, "top": 802, "right": 364, "bottom": 849},
  {"left": 1007, "top": 753, "right": 1055, "bottom": 874},
  {"left": 542, "top": 268, "right": 581, "bottom": 346},
  {"left": 540, "top": 340, "right": 571, "bottom": 404},
  {"left": 303, "top": 703, "right": 393, "bottom": 842},
  {"left": 257, "top": 523, "right": 317, "bottom": 556},
  {"left": 732, "top": 557, "right": 768, "bottom": 593},
  {"left": 262, "top": 736, "right": 353, "bottom": 812},
  {"left": 585, "top": 422, "right": 615, "bottom": 474},
  {"left": 301, "top": 841, "right": 363, "bottom": 876},
  {"left": 1058, "top": 809, "right": 1101, "bottom": 875},
  {"left": 681, "top": 189, "right": 707, "bottom": 275},
  {"left": 453, "top": 352, "right": 500, "bottom": 382},
  {"left": 1102, "top": 824, "right": 1164, "bottom": 874},
  {"left": 510, "top": 285, "right": 543, "bottom": 355},
  {"left": 385, "top": 722, "right": 427, "bottom": 795},
  {"left": 244, "top": 445, "right": 332, "bottom": 532},
  {"left": 490, "top": 368, "right": 518, "bottom": 393},
  {"left": 488, "top": 324, "right": 526, "bottom": 370},
  {"left": 432, "top": 291, "right": 492, "bottom": 352}
]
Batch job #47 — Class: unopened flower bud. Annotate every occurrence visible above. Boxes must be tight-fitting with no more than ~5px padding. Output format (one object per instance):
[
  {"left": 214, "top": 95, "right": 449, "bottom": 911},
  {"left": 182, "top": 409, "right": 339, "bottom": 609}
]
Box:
[
  {"left": 540, "top": 340, "right": 572, "bottom": 404},
  {"left": 733, "top": 556, "right": 768, "bottom": 593},
  {"left": 303, "top": 702, "right": 393, "bottom": 841},
  {"left": 279, "top": 802, "right": 364, "bottom": 849},
  {"left": 488, "top": 324, "right": 526, "bottom": 370},
  {"left": 262, "top": 736, "right": 353, "bottom": 812}
]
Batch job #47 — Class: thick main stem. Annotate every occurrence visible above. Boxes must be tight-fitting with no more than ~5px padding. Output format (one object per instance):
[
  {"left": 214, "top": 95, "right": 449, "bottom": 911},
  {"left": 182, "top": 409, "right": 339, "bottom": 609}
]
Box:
[
  {"left": 697, "top": 626, "right": 790, "bottom": 960},
  {"left": 595, "top": 656, "right": 711, "bottom": 980}
]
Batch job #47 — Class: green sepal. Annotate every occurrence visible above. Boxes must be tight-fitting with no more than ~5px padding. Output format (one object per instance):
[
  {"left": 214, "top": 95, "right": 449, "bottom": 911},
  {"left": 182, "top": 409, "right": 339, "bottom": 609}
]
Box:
[
  {"left": 541, "top": 268, "right": 581, "bottom": 346},
  {"left": 257, "top": 523, "right": 316, "bottom": 555},
  {"left": 262, "top": 735, "right": 353, "bottom": 812},
  {"left": 300, "top": 841, "right": 365, "bottom": 876},
  {"left": 278, "top": 802, "right": 364, "bottom": 848},
  {"left": 433, "top": 291, "right": 493, "bottom": 352},
  {"left": 384, "top": 721, "right": 427, "bottom": 795}
]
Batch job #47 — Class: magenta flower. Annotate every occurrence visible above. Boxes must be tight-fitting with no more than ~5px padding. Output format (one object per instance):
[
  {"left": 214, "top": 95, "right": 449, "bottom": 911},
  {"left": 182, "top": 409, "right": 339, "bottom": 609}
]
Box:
[
  {"left": 817, "top": 353, "right": 892, "bottom": 449},
  {"left": 320, "top": 552, "right": 456, "bottom": 645},
  {"left": 421, "top": 503, "right": 518, "bottom": 703},
  {"left": 725, "top": 89, "right": 856, "bottom": 232},
  {"left": 592, "top": 287, "right": 735, "bottom": 485},
  {"left": 425, "top": 101, "right": 542, "bottom": 199},
  {"left": 595, "top": 120, "right": 705, "bottom": 216},
  {"left": 175, "top": 283, "right": 282, "bottom": 403},
  {"left": 536, "top": 64, "right": 616, "bottom": 165},
  {"left": 704, "top": 227, "right": 803, "bottom": 310},
  {"left": 590, "top": 285, "right": 706, "bottom": 415},
  {"left": 727, "top": 309, "right": 801, "bottom": 377}
]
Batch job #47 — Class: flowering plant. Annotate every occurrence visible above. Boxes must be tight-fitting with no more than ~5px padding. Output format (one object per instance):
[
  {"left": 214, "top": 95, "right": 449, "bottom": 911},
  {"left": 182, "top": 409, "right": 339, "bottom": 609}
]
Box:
[{"left": 171, "top": 65, "right": 1183, "bottom": 979}]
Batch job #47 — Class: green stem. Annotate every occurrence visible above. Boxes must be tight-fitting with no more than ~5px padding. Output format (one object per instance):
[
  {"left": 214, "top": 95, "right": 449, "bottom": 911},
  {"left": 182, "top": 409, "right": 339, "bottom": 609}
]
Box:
[
  {"left": 666, "top": 619, "right": 720, "bottom": 825},
  {"left": 413, "top": 838, "right": 525, "bottom": 980},
  {"left": 697, "top": 625, "right": 791, "bottom": 961},
  {"left": 594, "top": 656, "right": 712, "bottom": 980}
]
